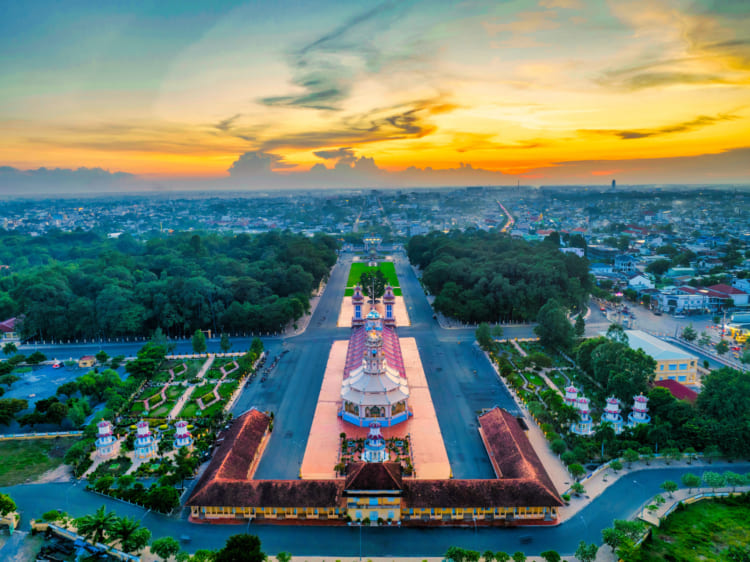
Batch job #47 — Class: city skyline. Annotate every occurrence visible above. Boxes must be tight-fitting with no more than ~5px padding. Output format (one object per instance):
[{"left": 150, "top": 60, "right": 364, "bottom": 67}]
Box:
[{"left": 1, "top": 0, "right": 750, "bottom": 192}]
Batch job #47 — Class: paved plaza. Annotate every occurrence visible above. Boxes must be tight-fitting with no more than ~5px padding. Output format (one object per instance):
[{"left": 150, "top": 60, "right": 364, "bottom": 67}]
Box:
[{"left": 337, "top": 296, "right": 410, "bottom": 327}]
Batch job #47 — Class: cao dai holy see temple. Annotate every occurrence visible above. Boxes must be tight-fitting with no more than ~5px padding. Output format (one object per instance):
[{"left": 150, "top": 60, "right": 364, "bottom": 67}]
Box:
[{"left": 188, "top": 284, "right": 562, "bottom": 525}]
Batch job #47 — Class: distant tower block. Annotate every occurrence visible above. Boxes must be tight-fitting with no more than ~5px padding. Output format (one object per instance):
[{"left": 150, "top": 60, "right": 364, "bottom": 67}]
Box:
[
  {"left": 602, "top": 397, "right": 624, "bottom": 434},
  {"left": 564, "top": 385, "right": 579, "bottom": 407},
  {"left": 352, "top": 285, "right": 365, "bottom": 327},
  {"left": 571, "top": 396, "right": 594, "bottom": 436},
  {"left": 95, "top": 420, "right": 117, "bottom": 458},
  {"left": 628, "top": 394, "right": 650, "bottom": 427},
  {"left": 174, "top": 420, "right": 193, "bottom": 449},
  {"left": 612, "top": 179, "right": 616, "bottom": 189},
  {"left": 383, "top": 285, "right": 396, "bottom": 327},
  {"left": 362, "top": 422, "right": 389, "bottom": 463},
  {"left": 134, "top": 420, "right": 157, "bottom": 460}
]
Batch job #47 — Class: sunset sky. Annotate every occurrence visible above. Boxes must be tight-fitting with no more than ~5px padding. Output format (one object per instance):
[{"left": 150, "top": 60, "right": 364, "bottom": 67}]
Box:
[{"left": 1, "top": 0, "right": 749, "bottom": 190}]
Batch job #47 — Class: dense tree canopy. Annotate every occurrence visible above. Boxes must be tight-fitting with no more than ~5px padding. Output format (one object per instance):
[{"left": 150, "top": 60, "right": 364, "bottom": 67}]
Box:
[
  {"left": 0, "top": 230, "right": 338, "bottom": 339},
  {"left": 408, "top": 230, "right": 591, "bottom": 323}
]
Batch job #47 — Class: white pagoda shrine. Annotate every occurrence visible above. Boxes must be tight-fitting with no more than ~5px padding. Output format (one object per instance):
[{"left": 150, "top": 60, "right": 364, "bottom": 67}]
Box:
[
  {"left": 362, "top": 422, "right": 389, "bottom": 463},
  {"left": 571, "top": 396, "right": 594, "bottom": 436},
  {"left": 134, "top": 420, "right": 157, "bottom": 460},
  {"left": 564, "top": 385, "right": 579, "bottom": 407},
  {"left": 627, "top": 394, "right": 650, "bottom": 427},
  {"left": 601, "top": 397, "right": 624, "bottom": 434},
  {"left": 95, "top": 420, "right": 117, "bottom": 458},
  {"left": 174, "top": 420, "right": 193, "bottom": 449}
]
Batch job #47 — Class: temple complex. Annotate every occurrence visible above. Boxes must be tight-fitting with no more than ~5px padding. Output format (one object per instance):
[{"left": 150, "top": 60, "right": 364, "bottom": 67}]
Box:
[{"left": 340, "top": 295, "right": 411, "bottom": 427}]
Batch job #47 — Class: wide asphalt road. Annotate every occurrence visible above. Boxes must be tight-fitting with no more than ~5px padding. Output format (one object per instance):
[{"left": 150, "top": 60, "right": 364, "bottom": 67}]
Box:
[{"left": 5, "top": 462, "right": 749, "bottom": 557}]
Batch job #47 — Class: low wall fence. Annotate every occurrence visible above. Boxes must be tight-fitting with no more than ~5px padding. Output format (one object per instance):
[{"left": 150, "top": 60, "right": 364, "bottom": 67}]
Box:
[{"left": 0, "top": 430, "right": 83, "bottom": 441}]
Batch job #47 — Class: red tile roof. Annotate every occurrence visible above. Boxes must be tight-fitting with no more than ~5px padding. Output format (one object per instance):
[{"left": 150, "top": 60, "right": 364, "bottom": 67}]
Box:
[
  {"left": 476, "top": 408, "right": 562, "bottom": 506},
  {"left": 708, "top": 284, "right": 747, "bottom": 296},
  {"left": 654, "top": 380, "right": 698, "bottom": 403},
  {"left": 403, "top": 478, "right": 562, "bottom": 508},
  {"left": 345, "top": 462, "right": 402, "bottom": 491},
  {"left": 0, "top": 317, "right": 16, "bottom": 333}
]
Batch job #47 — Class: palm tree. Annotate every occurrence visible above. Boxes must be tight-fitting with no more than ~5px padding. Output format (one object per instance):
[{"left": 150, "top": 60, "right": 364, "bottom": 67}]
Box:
[
  {"left": 75, "top": 505, "right": 118, "bottom": 546},
  {"left": 110, "top": 516, "right": 149, "bottom": 553}
]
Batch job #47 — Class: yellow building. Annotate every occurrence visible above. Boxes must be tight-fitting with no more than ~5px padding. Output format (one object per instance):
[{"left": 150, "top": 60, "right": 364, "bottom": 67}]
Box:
[
  {"left": 625, "top": 330, "right": 698, "bottom": 385},
  {"left": 187, "top": 407, "right": 563, "bottom": 526}
]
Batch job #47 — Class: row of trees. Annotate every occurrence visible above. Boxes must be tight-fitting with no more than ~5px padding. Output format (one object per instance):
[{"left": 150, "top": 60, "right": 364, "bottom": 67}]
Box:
[
  {"left": 44, "top": 505, "right": 273, "bottom": 561},
  {"left": 0, "top": 230, "right": 338, "bottom": 340},
  {"left": 445, "top": 542, "right": 598, "bottom": 562},
  {"left": 408, "top": 230, "right": 592, "bottom": 323}
]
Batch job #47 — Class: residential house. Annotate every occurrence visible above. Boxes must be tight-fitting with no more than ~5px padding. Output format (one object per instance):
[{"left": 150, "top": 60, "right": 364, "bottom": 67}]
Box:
[
  {"left": 614, "top": 254, "right": 640, "bottom": 274},
  {"left": 628, "top": 274, "right": 655, "bottom": 291}
]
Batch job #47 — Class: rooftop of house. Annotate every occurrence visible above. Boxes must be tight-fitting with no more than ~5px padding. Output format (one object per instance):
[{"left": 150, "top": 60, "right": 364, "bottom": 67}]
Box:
[
  {"left": 654, "top": 380, "right": 699, "bottom": 403},
  {"left": 624, "top": 330, "right": 697, "bottom": 362},
  {"left": 708, "top": 284, "right": 747, "bottom": 296}
]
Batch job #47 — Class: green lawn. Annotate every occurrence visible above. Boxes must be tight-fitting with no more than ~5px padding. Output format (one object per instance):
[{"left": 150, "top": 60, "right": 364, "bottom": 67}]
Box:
[
  {"left": 346, "top": 261, "right": 399, "bottom": 288},
  {"left": 0, "top": 437, "right": 78, "bottom": 485},
  {"left": 640, "top": 497, "right": 750, "bottom": 560},
  {"left": 218, "top": 381, "right": 238, "bottom": 399}
]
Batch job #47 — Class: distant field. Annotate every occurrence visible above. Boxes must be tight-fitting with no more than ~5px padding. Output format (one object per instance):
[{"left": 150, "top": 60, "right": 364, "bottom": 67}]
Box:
[
  {"left": 640, "top": 497, "right": 750, "bottom": 560},
  {"left": 346, "top": 262, "right": 399, "bottom": 288},
  {"left": 0, "top": 437, "right": 77, "bottom": 485}
]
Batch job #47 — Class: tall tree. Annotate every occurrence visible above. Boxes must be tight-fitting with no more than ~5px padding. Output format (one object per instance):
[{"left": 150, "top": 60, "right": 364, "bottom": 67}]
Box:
[
  {"left": 0, "top": 492, "right": 16, "bottom": 517},
  {"left": 220, "top": 333, "right": 231, "bottom": 353},
  {"left": 191, "top": 330, "right": 207, "bottom": 355},
  {"left": 75, "top": 505, "right": 118, "bottom": 546},
  {"left": 111, "top": 516, "right": 151, "bottom": 554},
  {"left": 574, "top": 315, "right": 585, "bottom": 338},
  {"left": 215, "top": 534, "right": 266, "bottom": 562},
  {"left": 534, "top": 299, "right": 574, "bottom": 351},
  {"left": 359, "top": 269, "right": 387, "bottom": 301},
  {"left": 151, "top": 536, "right": 181, "bottom": 561},
  {"left": 574, "top": 541, "right": 598, "bottom": 562}
]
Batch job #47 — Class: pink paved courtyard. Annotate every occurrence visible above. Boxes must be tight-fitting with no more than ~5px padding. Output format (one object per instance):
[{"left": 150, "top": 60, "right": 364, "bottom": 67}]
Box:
[
  {"left": 300, "top": 338, "right": 450, "bottom": 480},
  {"left": 337, "top": 297, "right": 410, "bottom": 327}
]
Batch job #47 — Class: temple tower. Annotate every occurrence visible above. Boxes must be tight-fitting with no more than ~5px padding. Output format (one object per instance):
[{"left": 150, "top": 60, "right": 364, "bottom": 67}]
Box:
[
  {"left": 362, "top": 422, "right": 389, "bottom": 463},
  {"left": 571, "top": 396, "right": 594, "bottom": 436},
  {"left": 174, "top": 420, "right": 193, "bottom": 449},
  {"left": 352, "top": 285, "right": 365, "bottom": 327},
  {"left": 95, "top": 420, "right": 117, "bottom": 458},
  {"left": 601, "top": 397, "right": 624, "bottom": 434},
  {"left": 628, "top": 394, "right": 650, "bottom": 427},
  {"left": 383, "top": 285, "right": 396, "bottom": 327},
  {"left": 564, "top": 385, "right": 578, "bottom": 407},
  {"left": 134, "top": 420, "right": 157, "bottom": 460}
]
